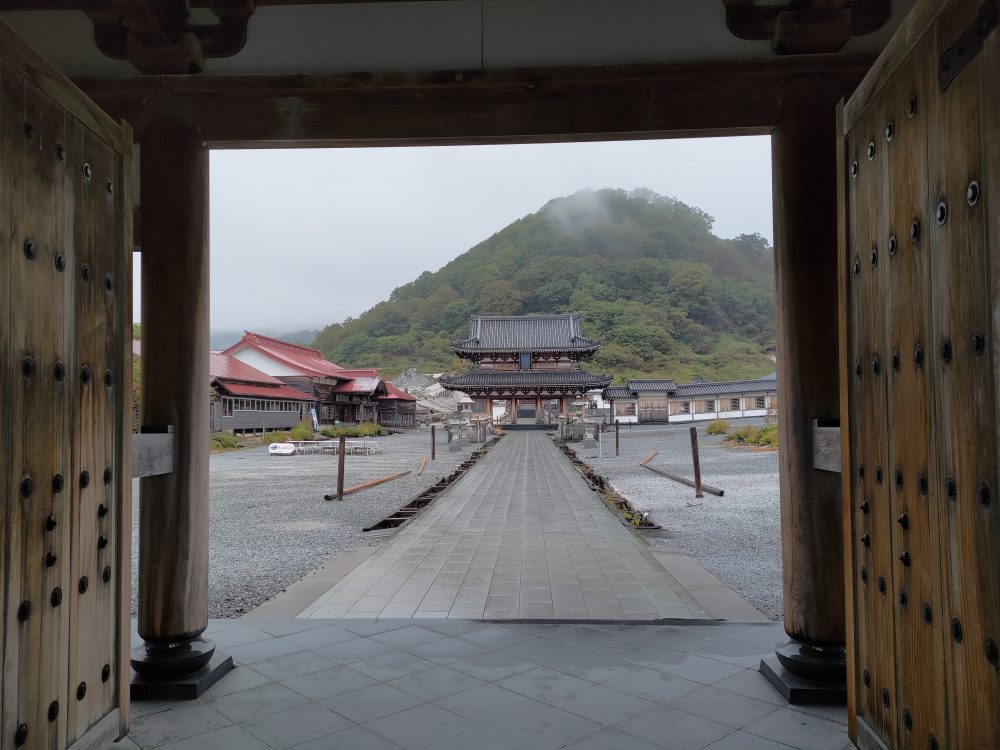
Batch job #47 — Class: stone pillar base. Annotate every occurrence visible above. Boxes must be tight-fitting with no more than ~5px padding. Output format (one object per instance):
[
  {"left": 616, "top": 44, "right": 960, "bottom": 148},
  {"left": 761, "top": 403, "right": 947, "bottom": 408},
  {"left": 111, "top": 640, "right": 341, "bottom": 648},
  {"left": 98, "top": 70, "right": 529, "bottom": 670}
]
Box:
[{"left": 759, "top": 638, "right": 847, "bottom": 705}]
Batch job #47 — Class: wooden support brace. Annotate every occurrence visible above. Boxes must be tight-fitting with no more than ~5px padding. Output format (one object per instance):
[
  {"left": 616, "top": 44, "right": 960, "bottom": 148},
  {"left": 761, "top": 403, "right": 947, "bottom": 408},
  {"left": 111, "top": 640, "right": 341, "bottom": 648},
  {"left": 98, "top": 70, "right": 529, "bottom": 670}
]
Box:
[
  {"left": 641, "top": 463, "right": 725, "bottom": 497},
  {"left": 325, "top": 471, "right": 411, "bottom": 500}
]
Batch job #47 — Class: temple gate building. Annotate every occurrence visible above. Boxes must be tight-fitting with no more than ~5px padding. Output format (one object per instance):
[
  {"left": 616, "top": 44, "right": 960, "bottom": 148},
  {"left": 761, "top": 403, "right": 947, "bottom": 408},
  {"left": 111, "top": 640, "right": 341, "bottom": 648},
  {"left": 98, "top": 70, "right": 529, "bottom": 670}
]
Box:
[
  {"left": 2, "top": 2, "right": 999, "bottom": 749},
  {"left": 440, "top": 315, "right": 612, "bottom": 425}
]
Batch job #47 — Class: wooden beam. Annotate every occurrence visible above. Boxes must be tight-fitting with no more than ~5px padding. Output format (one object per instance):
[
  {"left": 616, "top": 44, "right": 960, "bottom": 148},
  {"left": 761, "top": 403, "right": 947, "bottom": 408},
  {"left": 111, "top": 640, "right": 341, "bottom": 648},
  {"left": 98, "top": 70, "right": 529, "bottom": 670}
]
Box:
[
  {"left": 812, "top": 420, "right": 841, "bottom": 473},
  {"left": 772, "top": 76, "right": 845, "bottom": 648},
  {"left": 76, "top": 56, "right": 873, "bottom": 148}
]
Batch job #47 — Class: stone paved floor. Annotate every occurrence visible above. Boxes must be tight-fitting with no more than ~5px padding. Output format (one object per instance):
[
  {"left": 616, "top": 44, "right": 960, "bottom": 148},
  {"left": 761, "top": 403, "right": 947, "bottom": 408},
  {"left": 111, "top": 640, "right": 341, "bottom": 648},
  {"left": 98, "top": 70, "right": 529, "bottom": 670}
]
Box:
[
  {"left": 302, "top": 432, "right": 708, "bottom": 620},
  {"left": 114, "top": 618, "right": 851, "bottom": 750}
]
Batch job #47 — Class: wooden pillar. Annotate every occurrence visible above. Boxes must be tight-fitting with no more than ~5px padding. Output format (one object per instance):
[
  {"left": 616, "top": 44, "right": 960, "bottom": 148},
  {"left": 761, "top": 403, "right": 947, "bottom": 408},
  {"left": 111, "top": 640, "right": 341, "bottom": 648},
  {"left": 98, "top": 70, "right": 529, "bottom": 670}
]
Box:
[
  {"left": 561, "top": 396, "right": 567, "bottom": 416},
  {"left": 771, "top": 80, "right": 845, "bottom": 662},
  {"left": 485, "top": 396, "right": 493, "bottom": 420},
  {"left": 132, "top": 120, "right": 214, "bottom": 677},
  {"left": 535, "top": 395, "right": 542, "bottom": 423}
]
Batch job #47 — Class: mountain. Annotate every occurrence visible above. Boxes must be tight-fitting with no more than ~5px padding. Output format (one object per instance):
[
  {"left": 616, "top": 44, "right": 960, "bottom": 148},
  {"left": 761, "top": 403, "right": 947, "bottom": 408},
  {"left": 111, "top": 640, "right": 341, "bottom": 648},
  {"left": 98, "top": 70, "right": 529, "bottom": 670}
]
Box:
[{"left": 313, "top": 188, "right": 776, "bottom": 382}]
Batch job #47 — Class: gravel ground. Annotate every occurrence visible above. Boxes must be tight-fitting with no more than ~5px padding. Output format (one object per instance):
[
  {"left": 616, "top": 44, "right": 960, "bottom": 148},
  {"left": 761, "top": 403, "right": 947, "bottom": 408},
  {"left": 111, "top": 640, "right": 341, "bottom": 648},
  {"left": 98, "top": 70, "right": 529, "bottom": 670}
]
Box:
[
  {"left": 130, "top": 429, "right": 479, "bottom": 618},
  {"left": 572, "top": 419, "right": 783, "bottom": 620}
]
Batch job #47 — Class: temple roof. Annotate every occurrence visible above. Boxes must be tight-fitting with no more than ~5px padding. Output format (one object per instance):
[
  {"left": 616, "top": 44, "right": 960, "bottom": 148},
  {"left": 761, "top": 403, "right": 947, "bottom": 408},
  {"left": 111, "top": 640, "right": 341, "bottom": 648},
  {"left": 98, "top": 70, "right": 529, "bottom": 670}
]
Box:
[
  {"left": 451, "top": 314, "right": 600, "bottom": 354},
  {"left": 602, "top": 375, "right": 777, "bottom": 401},
  {"left": 603, "top": 386, "right": 635, "bottom": 400},
  {"left": 674, "top": 379, "right": 777, "bottom": 398},
  {"left": 441, "top": 369, "right": 611, "bottom": 390},
  {"left": 628, "top": 379, "right": 677, "bottom": 392}
]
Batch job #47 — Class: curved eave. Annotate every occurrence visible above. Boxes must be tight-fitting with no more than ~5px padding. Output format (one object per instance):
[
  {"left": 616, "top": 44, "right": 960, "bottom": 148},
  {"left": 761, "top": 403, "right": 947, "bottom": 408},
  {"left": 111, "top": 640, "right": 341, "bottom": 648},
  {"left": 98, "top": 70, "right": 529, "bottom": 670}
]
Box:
[{"left": 451, "top": 345, "right": 600, "bottom": 357}]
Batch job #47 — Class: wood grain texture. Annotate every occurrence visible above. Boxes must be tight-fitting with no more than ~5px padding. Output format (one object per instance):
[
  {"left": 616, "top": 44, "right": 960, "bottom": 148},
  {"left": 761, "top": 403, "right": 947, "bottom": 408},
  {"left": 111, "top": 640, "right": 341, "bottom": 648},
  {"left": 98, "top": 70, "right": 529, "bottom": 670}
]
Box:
[
  {"left": 842, "top": 0, "right": 943, "bottom": 133},
  {"left": 930, "top": 6, "right": 1000, "bottom": 746},
  {"left": 1, "top": 26, "right": 130, "bottom": 749},
  {"left": 846, "top": 99, "right": 897, "bottom": 744},
  {"left": 771, "top": 77, "right": 845, "bottom": 646},
  {"left": 79, "top": 57, "right": 868, "bottom": 148},
  {"left": 881, "top": 34, "right": 948, "bottom": 748},
  {"left": 843, "top": 1, "right": 1000, "bottom": 746},
  {"left": 131, "top": 433, "right": 173, "bottom": 478},
  {"left": 138, "top": 120, "right": 211, "bottom": 642},
  {"left": 116, "top": 119, "right": 133, "bottom": 736},
  {"left": 836, "top": 98, "right": 858, "bottom": 744},
  {"left": 812, "top": 422, "right": 842, "bottom": 473}
]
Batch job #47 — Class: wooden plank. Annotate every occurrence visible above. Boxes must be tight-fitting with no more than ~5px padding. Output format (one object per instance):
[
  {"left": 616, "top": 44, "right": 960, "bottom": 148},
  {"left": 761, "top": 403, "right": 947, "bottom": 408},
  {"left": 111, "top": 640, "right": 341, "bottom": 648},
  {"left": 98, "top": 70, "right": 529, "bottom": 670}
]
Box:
[
  {"left": 881, "top": 33, "right": 949, "bottom": 747},
  {"left": 0, "top": 20, "right": 128, "bottom": 153},
  {"left": 983, "top": 20, "right": 1000, "bottom": 750},
  {"left": 845, "top": 98, "right": 895, "bottom": 745},
  {"left": 132, "top": 433, "right": 173, "bottom": 478},
  {"left": 811, "top": 421, "right": 841, "bottom": 473},
  {"left": 5, "top": 62, "right": 75, "bottom": 749},
  {"left": 641, "top": 464, "right": 724, "bottom": 496},
  {"left": 930, "top": 6, "right": 1000, "bottom": 746},
  {"left": 78, "top": 57, "right": 871, "bottom": 148},
  {"left": 842, "top": 0, "right": 943, "bottom": 132},
  {"left": 116, "top": 119, "right": 133, "bottom": 737},
  {"left": 0, "top": 57, "right": 16, "bottom": 750},
  {"left": 835, "top": 98, "right": 857, "bottom": 744}
]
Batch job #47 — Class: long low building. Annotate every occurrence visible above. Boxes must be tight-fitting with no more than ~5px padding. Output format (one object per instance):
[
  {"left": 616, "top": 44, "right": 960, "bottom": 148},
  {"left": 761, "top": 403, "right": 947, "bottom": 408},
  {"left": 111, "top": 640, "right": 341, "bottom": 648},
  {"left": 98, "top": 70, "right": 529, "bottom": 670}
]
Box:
[
  {"left": 602, "top": 373, "right": 777, "bottom": 424},
  {"left": 210, "top": 352, "right": 316, "bottom": 433}
]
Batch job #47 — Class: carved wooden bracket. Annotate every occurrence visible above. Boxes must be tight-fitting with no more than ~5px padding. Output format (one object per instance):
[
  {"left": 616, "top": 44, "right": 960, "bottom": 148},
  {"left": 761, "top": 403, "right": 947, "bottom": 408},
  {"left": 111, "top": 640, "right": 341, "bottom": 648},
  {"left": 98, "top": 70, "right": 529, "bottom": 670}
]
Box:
[
  {"left": 84, "top": 0, "right": 255, "bottom": 74},
  {"left": 722, "top": 0, "right": 892, "bottom": 54}
]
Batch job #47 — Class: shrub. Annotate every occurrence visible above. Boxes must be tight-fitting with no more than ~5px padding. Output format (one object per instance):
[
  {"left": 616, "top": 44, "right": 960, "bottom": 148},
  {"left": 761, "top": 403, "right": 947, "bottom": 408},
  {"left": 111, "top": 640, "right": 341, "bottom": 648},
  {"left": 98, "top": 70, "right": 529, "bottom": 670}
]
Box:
[
  {"left": 289, "top": 421, "right": 314, "bottom": 441},
  {"left": 706, "top": 419, "right": 729, "bottom": 435},
  {"left": 724, "top": 423, "right": 777, "bottom": 448},
  {"left": 263, "top": 430, "right": 290, "bottom": 444},
  {"left": 319, "top": 422, "right": 389, "bottom": 438},
  {"left": 211, "top": 435, "right": 239, "bottom": 450},
  {"left": 755, "top": 423, "right": 779, "bottom": 447}
]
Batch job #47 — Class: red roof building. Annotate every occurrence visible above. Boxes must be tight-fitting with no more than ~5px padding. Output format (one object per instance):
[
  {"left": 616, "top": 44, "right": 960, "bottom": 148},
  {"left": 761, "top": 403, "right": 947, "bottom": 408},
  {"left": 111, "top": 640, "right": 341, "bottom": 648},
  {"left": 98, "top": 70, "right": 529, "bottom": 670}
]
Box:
[
  {"left": 222, "top": 332, "right": 415, "bottom": 427},
  {"left": 209, "top": 352, "right": 315, "bottom": 433}
]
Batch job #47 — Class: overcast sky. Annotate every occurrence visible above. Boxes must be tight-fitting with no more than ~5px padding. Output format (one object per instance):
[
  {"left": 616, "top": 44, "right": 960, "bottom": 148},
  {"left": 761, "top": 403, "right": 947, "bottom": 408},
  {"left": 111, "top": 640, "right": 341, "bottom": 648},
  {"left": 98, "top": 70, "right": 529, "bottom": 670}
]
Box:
[{"left": 134, "top": 136, "right": 773, "bottom": 332}]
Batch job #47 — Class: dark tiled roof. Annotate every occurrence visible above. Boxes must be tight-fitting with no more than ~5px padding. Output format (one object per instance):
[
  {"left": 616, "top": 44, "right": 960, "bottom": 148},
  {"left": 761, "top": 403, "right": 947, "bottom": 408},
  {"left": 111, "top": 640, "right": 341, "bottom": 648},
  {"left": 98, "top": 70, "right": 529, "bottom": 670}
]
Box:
[
  {"left": 452, "top": 314, "right": 599, "bottom": 352},
  {"left": 603, "top": 386, "right": 635, "bottom": 400},
  {"left": 674, "top": 379, "right": 778, "bottom": 398},
  {"left": 627, "top": 379, "right": 677, "bottom": 393},
  {"left": 441, "top": 369, "right": 612, "bottom": 389}
]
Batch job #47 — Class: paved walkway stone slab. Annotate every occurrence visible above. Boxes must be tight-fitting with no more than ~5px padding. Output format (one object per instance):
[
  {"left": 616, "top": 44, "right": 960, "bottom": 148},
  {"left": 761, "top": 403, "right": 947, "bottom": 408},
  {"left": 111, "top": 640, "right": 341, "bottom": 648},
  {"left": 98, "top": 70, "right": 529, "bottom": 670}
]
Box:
[
  {"left": 302, "top": 432, "right": 708, "bottom": 620},
  {"left": 117, "top": 618, "right": 852, "bottom": 750}
]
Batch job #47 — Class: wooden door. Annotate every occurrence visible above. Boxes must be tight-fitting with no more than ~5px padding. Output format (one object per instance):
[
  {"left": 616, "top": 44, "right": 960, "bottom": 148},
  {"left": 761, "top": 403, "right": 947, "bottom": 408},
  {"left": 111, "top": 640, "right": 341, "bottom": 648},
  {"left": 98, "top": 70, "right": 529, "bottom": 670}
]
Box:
[
  {"left": 840, "top": 1, "right": 1000, "bottom": 748},
  {"left": 0, "top": 23, "right": 132, "bottom": 750}
]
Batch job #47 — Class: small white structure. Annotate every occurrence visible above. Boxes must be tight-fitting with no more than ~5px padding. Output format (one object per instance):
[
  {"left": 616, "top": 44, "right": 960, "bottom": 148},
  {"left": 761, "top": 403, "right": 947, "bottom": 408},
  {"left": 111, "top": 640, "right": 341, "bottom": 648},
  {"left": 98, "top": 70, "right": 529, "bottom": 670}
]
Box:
[{"left": 268, "top": 442, "right": 296, "bottom": 455}]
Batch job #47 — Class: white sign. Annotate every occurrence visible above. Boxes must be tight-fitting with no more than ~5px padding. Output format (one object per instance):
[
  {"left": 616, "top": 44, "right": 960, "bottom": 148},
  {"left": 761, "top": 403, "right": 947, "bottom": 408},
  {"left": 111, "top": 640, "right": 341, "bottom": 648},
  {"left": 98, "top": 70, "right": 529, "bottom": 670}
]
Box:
[{"left": 268, "top": 442, "right": 296, "bottom": 456}]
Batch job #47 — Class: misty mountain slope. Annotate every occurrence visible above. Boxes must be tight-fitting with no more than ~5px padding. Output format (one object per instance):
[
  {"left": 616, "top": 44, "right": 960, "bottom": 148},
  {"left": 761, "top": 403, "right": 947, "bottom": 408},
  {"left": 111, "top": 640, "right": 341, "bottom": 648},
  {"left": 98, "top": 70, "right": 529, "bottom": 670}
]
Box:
[{"left": 314, "top": 188, "right": 775, "bottom": 381}]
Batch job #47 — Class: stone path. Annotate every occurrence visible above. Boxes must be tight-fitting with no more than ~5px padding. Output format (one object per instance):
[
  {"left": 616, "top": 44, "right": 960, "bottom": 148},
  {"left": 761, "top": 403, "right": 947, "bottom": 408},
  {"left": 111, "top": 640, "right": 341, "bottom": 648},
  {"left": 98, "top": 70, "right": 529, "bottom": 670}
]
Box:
[
  {"left": 119, "top": 618, "right": 852, "bottom": 750},
  {"left": 302, "top": 432, "right": 709, "bottom": 620}
]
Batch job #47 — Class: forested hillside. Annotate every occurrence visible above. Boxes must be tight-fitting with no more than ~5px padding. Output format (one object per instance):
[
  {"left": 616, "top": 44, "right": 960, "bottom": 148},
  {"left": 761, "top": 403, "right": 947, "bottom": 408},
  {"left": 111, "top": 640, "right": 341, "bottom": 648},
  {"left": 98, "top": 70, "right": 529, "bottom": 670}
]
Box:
[{"left": 314, "top": 188, "right": 776, "bottom": 382}]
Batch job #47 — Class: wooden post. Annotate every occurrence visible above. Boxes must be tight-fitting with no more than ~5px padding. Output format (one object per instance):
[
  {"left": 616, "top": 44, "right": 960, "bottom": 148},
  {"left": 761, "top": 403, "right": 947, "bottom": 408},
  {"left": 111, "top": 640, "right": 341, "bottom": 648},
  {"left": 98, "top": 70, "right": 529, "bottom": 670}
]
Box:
[
  {"left": 689, "top": 427, "right": 703, "bottom": 499},
  {"left": 768, "top": 78, "right": 845, "bottom": 678},
  {"left": 336, "top": 434, "right": 346, "bottom": 501},
  {"left": 615, "top": 420, "right": 620, "bottom": 456},
  {"left": 133, "top": 120, "right": 215, "bottom": 677},
  {"left": 431, "top": 424, "right": 436, "bottom": 460}
]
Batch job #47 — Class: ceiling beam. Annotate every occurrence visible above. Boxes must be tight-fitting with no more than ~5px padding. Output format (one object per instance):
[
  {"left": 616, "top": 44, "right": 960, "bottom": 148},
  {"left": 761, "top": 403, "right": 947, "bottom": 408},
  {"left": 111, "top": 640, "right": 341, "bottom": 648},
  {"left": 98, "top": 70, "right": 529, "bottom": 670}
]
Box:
[{"left": 77, "top": 55, "right": 873, "bottom": 148}]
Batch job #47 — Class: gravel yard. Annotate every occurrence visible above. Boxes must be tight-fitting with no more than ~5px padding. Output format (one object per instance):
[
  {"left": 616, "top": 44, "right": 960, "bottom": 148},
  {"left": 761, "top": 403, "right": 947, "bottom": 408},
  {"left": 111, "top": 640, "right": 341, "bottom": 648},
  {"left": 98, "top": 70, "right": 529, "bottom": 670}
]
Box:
[
  {"left": 131, "top": 428, "right": 479, "bottom": 618},
  {"left": 572, "top": 419, "right": 783, "bottom": 620}
]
